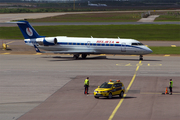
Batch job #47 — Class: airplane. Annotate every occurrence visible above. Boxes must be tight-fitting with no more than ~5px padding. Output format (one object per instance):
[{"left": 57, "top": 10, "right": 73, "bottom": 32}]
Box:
[
  {"left": 88, "top": 1, "right": 107, "bottom": 7},
  {"left": 13, "top": 20, "right": 152, "bottom": 60}
]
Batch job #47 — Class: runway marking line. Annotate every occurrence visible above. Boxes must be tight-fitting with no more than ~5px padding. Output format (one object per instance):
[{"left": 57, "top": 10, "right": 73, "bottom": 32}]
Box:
[
  {"left": 108, "top": 60, "right": 141, "bottom": 120},
  {"left": 116, "top": 63, "right": 162, "bottom": 67},
  {"left": 171, "top": 45, "right": 176, "bottom": 47},
  {"left": 2, "top": 53, "right": 10, "bottom": 55},
  {"left": 34, "top": 53, "right": 42, "bottom": 55}
]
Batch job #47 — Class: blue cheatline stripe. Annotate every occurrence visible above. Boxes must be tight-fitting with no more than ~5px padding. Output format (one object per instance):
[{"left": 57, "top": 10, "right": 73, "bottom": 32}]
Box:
[{"left": 24, "top": 41, "right": 147, "bottom": 50}]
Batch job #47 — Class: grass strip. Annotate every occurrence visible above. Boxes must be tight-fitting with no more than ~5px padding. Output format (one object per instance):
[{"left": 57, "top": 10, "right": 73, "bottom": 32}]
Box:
[
  {"left": 154, "top": 11, "right": 180, "bottom": 22},
  {"left": 0, "top": 24, "right": 179, "bottom": 41},
  {"left": 155, "top": 15, "right": 180, "bottom": 21},
  {"left": 26, "top": 13, "right": 141, "bottom": 22},
  {"left": 149, "top": 47, "right": 180, "bottom": 54}
]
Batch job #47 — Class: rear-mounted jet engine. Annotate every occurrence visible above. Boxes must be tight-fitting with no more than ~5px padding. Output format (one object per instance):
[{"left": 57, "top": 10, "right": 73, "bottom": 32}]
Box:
[{"left": 36, "top": 37, "right": 57, "bottom": 46}]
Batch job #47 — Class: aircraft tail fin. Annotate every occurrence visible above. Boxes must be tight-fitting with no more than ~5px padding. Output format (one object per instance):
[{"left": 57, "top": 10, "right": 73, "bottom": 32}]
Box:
[{"left": 14, "top": 21, "right": 44, "bottom": 39}]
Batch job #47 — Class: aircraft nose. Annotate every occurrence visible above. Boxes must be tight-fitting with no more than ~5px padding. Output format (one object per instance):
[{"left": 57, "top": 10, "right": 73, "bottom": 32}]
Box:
[{"left": 145, "top": 47, "right": 153, "bottom": 54}]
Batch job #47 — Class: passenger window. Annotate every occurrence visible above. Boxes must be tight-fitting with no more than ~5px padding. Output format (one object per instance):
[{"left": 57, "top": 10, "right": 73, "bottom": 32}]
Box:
[{"left": 93, "top": 43, "right": 96, "bottom": 46}]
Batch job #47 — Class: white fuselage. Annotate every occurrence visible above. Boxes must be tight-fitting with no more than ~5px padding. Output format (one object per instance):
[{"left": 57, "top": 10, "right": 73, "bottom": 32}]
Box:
[{"left": 24, "top": 36, "right": 152, "bottom": 55}]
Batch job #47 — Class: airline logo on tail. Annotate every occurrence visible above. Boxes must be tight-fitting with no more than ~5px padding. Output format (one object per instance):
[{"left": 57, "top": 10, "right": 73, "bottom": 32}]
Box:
[{"left": 26, "top": 27, "right": 33, "bottom": 36}]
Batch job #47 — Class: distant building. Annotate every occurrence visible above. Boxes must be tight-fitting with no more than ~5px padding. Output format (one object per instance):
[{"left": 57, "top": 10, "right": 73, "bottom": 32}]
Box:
[{"left": 88, "top": 1, "right": 107, "bottom": 6}]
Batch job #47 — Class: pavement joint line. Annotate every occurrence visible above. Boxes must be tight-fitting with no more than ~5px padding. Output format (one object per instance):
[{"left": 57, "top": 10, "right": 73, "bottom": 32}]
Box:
[{"left": 108, "top": 60, "right": 141, "bottom": 120}]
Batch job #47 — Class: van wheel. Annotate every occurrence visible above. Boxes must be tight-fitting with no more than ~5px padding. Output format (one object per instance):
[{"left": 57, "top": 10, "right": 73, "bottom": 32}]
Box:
[
  {"left": 108, "top": 93, "right": 112, "bottom": 99},
  {"left": 94, "top": 96, "right": 99, "bottom": 99},
  {"left": 119, "top": 91, "right": 124, "bottom": 98}
]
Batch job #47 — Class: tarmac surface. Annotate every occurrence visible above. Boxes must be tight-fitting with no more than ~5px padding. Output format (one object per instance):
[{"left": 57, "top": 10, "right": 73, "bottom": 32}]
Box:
[
  {"left": 0, "top": 50, "right": 180, "bottom": 120},
  {"left": 138, "top": 15, "right": 160, "bottom": 22}
]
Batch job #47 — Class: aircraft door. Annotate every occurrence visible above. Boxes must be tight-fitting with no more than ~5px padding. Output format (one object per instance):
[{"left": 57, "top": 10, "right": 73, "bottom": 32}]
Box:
[
  {"left": 87, "top": 41, "right": 91, "bottom": 48},
  {"left": 121, "top": 42, "right": 126, "bottom": 52}
]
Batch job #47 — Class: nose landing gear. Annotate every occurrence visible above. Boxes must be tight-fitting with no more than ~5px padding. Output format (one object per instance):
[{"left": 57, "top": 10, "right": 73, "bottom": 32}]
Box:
[{"left": 139, "top": 55, "right": 143, "bottom": 60}]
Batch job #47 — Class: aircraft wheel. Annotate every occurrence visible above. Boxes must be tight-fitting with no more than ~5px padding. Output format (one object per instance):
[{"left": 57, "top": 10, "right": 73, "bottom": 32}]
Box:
[
  {"left": 139, "top": 55, "right": 143, "bottom": 60},
  {"left": 107, "top": 93, "right": 112, "bottom": 99},
  {"left": 119, "top": 91, "right": 124, "bottom": 98},
  {"left": 82, "top": 54, "right": 87, "bottom": 59},
  {"left": 73, "top": 54, "right": 79, "bottom": 59}
]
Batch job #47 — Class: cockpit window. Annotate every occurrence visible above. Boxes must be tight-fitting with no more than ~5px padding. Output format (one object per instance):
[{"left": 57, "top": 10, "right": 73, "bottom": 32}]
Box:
[
  {"left": 138, "top": 43, "right": 144, "bottom": 45},
  {"left": 131, "top": 42, "right": 144, "bottom": 46}
]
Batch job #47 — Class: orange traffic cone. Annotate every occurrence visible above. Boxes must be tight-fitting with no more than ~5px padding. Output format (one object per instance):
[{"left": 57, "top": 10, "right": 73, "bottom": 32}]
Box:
[{"left": 165, "top": 87, "right": 169, "bottom": 94}]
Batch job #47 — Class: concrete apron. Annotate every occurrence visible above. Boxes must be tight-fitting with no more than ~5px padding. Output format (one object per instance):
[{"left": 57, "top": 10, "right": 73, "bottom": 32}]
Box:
[{"left": 137, "top": 15, "right": 160, "bottom": 22}]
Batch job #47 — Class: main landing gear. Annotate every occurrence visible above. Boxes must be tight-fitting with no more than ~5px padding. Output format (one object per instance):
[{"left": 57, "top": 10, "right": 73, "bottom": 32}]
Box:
[
  {"left": 73, "top": 54, "right": 79, "bottom": 59},
  {"left": 82, "top": 54, "right": 87, "bottom": 59},
  {"left": 73, "top": 54, "right": 87, "bottom": 59},
  {"left": 139, "top": 55, "right": 143, "bottom": 60}
]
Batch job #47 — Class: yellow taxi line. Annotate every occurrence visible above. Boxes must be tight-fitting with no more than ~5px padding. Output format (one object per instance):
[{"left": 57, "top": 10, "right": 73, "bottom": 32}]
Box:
[
  {"left": 6, "top": 41, "right": 15, "bottom": 44},
  {"left": 108, "top": 61, "right": 141, "bottom": 120},
  {"left": 34, "top": 53, "right": 42, "bottom": 55},
  {"left": 2, "top": 53, "right": 10, "bottom": 55}
]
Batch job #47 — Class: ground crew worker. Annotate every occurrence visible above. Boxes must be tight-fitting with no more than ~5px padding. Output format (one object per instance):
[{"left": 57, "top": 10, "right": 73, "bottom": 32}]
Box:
[
  {"left": 84, "top": 77, "right": 89, "bottom": 94},
  {"left": 169, "top": 79, "right": 173, "bottom": 95}
]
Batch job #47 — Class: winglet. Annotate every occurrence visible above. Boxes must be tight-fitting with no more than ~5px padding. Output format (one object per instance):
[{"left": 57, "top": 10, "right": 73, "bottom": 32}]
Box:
[{"left": 33, "top": 45, "right": 41, "bottom": 53}]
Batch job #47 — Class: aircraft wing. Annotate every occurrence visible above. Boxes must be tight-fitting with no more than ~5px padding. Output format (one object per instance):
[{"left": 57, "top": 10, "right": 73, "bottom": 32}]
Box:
[
  {"left": 33, "top": 45, "right": 95, "bottom": 54},
  {"left": 41, "top": 50, "right": 96, "bottom": 54}
]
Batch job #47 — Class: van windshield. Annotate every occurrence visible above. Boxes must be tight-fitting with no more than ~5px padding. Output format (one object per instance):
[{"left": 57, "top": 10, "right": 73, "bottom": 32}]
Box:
[{"left": 100, "top": 82, "right": 112, "bottom": 88}]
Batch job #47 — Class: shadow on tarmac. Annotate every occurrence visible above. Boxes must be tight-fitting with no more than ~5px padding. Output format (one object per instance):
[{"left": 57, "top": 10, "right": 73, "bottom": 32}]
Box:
[
  {"left": 98, "top": 96, "right": 137, "bottom": 100},
  {"left": 42, "top": 56, "right": 161, "bottom": 62}
]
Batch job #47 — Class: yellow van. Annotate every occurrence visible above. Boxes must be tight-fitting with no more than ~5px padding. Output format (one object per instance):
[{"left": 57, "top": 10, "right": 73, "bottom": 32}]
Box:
[{"left": 94, "top": 80, "right": 125, "bottom": 99}]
